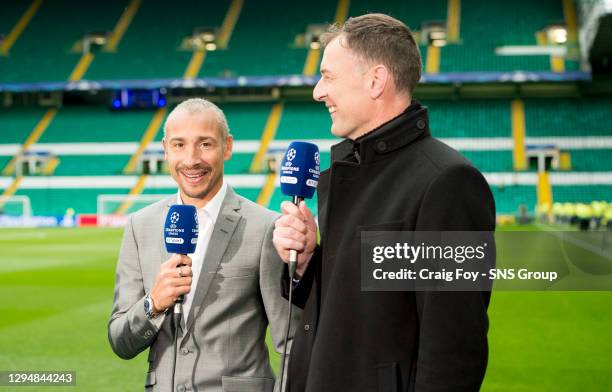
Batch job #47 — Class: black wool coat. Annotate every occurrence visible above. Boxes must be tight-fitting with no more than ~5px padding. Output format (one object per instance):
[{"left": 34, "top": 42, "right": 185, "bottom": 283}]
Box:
[{"left": 283, "top": 101, "right": 496, "bottom": 392}]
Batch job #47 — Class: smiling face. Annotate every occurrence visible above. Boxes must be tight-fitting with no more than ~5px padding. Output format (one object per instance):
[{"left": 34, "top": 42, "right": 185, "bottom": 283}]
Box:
[
  {"left": 312, "top": 36, "right": 377, "bottom": 140},
  {"left": 162, "top": 109, "right": 233, "bottom": 208}
]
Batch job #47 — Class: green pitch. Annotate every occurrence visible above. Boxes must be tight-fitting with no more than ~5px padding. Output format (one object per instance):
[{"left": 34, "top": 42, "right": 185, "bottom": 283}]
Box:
[{"left": 0, "top": 226, "right": 611, "bottom": 391}]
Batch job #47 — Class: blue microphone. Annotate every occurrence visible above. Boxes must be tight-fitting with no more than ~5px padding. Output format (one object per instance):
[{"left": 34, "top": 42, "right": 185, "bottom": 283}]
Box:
[
  {"left": 279, "top": 141, "right": 320, "bottom": 275},
  {"left": 280, "top": 141, "right": 320, "bottom": 201},
  {"left": 164, "top": 204, "right": 199, "bottom": 255},
  {"left": 163, "top": 204, "right": 199, "bottom": 315}
]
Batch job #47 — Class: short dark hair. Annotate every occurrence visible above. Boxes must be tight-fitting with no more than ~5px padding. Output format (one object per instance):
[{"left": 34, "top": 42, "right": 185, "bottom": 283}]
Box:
[{"left": 320, "top": 13, "right": 422, "bottom": 95}]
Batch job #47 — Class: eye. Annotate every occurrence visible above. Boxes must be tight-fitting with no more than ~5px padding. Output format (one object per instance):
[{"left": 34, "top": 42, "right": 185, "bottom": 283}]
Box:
[{"left": 172, "top": 142, "right": 184, "bottom": 148}]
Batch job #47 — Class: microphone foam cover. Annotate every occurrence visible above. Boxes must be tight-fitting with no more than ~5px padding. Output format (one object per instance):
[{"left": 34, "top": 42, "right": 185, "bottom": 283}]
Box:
[
  {"left": 164, "top": 204, "right": 199, "bottom": 254},
  {"left": 280, "top": 141, "right": 320, "bottom": 200}
]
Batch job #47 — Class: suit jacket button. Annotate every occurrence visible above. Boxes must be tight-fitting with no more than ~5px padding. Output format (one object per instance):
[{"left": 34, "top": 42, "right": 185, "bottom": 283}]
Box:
[
  {"left": 376, "top": 141, "right": 387, "bottom": 152},
  {"left": 304, "top": 324, "right": 310, "bottom": 331},
  {"left": 417, "top": 119, "right": 426, "bottom": 130},
  {"left": 181, "top": 348, "right": 189, "bottom": 355},
  {"left": 177, "top": 385, "right": 186, "bottom": 392}
]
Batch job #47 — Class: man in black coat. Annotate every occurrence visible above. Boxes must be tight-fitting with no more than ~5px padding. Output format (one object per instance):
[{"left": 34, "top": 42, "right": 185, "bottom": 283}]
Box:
[{"left": 273, "top": 13, "right": 496, "bottom": 392}]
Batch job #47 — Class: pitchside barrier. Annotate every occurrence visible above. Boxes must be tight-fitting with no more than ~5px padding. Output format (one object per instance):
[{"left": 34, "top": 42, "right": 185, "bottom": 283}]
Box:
[{"left": 96, "top": 194, "right": 172, "bottom": 227}]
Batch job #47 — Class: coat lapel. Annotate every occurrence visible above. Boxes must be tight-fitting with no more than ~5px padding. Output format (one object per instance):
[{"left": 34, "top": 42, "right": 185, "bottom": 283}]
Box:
[{"left": 184, "top": 187, "right": 242, "bottom": 333}]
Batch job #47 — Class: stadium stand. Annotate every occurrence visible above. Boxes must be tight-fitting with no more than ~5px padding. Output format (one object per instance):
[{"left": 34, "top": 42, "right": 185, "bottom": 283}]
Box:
[
  {"left": 0, "top": 0, "right": 127, "bottom": 83},
  {"left": 40, "top": 106, "right": 150, "bottom": 143},
  {"left": 276, "top": 102, "right": 330, "bottom": 140},
  {"left": 201, "top": 0, "right": 337, "bottom": 77},
  {"left": 442, "top": 0, "right": 564, "bottom": 72},
  {"left": 0, "top": 106, "right": 47, "bottom": 143},
  {"left": 0, "top": 0, "right": 583, "bottom": 83},
  {"left": 3, "top": 95, "right": 612, "bottom": 216},
  {"left": 426, "top": 99, "right": 511, "bottom": 138},
  {"left": 566, "top": 150, "right": 612, "bottom": 172},
  {"left": 51, "top": 156, "right": 130, "bottom": 176},
  {"left": 524, "top": 97, "right": 612, "bottom": 137},
  {"left": 85, "top": 0, "right": 227, "bottom": 80},
  {"left": 553, "top": 185, "right": 612, "bottom": 203},
  {"left": 0, "top": 1, "right": 32, "bottom": 47},
  {"left": 0, "top": 0, "right": 610, "bottom": 224}
]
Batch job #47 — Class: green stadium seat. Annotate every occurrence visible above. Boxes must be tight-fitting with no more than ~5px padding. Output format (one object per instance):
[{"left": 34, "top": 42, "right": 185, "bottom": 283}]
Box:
[
  {"left": 0, "top": 106, "right": 48, "bottom": 143},
  {"left": 220, "top": 102, "right": 273, "bottom": 140},
  {"left": 560, "top": 150, "right": 612, "bottom": 172},
  {"left": 40, "top": 106, "right": 152, "bottom": 143},
  {"left": 52, "top": 155, "right": 130, "bottom": 176},
  {"left": 462, "top": 151, "right": 513, "bottom": 172},
  {"left": 525, "top": 98, "right": 612, "bottom": 137},
  {"left": 348, "top": 0, "right": 447, "bottom": 32},
  {"left": 276, "top": 102, "right": 331, "bottom": 140},
  {"left": 0, "top": 1, "right": 31, "bottom": 34},
  {"left": 0, "top": 155, "right": 11, "bottom": 171},
  {"left": 441, "top": 0, "right": 563, "bottom": 72},
  {"left": 424, "top": 99, "right": 511, "bottom": 138},
  {"left": 85, "top": 0, "right": 227, "bottom": 80},
  {"left": 201, "top": 0, "right": 336, "bottom": 78},
  {"left": 552, "top": 185, "right": 612, "bottom": 203},
  {"left": 0, "top": 0, "right": 126, "bottom": 83}
]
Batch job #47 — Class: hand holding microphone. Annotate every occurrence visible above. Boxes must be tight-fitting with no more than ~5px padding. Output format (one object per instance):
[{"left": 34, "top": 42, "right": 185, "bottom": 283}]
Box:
[
  {"left": 150, "top": 254, "right": 193, "bottom": 314},
  {"left": 274, "top": 201, "right": 317, "bottom": 277}
]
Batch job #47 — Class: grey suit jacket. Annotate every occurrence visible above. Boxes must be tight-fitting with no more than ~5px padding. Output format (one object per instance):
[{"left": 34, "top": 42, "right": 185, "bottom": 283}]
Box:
[{"left": 108, "top": 187, "right": 300, "bottom": 391}]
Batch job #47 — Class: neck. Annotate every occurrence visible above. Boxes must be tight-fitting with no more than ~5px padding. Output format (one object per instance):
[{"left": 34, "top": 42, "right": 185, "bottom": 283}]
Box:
[{"left": 349, "top": 96, "right": 412, "bottom": 140}]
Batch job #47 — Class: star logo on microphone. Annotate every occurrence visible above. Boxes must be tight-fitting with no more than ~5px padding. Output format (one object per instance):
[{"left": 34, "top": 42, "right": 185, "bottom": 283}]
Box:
[
  {"left": 314, "top": 152, "right": 320, "bottom": 165},
  {"left": 286, "top": 148, "right": 297, "bottom": 162},
  {"left": 170, "top": 211, "right": 180, "bottom": 224}
]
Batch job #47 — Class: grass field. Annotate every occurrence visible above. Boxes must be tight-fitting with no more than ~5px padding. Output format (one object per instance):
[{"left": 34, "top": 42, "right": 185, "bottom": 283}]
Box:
[{"left": 0, "top": 226, "right": 611, "bottom": 391}]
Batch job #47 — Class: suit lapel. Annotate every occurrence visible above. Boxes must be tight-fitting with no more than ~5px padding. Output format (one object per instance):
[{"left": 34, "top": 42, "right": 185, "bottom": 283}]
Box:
[{"left": 185, "top": 187, "right": 242, "bottom": 333}]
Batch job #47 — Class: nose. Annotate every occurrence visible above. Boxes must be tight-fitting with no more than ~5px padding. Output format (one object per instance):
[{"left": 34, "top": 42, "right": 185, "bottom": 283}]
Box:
[
  {"left": 184, "top": 144, "right": 201, "bottom": 167},
  {"left": 313, "top": 78, "right": 325, "bottom": 102}
]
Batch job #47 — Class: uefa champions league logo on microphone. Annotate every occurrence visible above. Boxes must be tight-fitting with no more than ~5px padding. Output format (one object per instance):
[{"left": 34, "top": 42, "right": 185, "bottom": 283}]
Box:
[
  {"left": 170, "top": 211, "right": 180, "bottom": 228},
  {"left": 286, "top": 148, "right": 297, "bottom": 162},
  {"left": 314, "top": 151, "right": 320, "bottom": 166}
]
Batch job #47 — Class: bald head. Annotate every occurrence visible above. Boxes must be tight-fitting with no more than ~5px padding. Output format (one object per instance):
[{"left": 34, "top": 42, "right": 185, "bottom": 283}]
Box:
[{"left": 163, "top": 98, "right": 231, "bottom": 141}]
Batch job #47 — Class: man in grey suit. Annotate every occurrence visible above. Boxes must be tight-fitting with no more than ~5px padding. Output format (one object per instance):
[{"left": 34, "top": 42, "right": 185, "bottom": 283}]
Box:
[{"left": 109, "top": 98, "right": 299, "bottom": 391}]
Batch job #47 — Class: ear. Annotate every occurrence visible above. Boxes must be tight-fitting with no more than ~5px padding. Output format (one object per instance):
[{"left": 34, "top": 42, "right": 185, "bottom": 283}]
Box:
[
  {"left": 369, "top": 64, "right": 389, "bottom": 99},
  {"left": 223, "top": 135, "right": 234, "bottom": 161},
  {"left": 162, "top": 137, "right": 169, "bottom": 160}
]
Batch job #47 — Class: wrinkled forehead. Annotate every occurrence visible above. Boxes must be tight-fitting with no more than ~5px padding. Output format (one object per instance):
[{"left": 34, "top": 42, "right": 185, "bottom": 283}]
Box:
[{"left": 165, "top": 109, "right": 222, "bottom": 139}]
